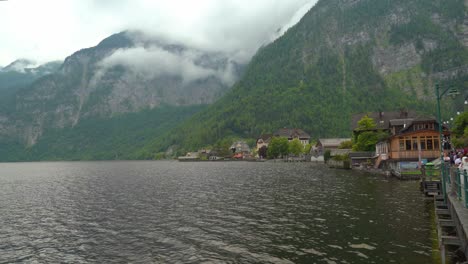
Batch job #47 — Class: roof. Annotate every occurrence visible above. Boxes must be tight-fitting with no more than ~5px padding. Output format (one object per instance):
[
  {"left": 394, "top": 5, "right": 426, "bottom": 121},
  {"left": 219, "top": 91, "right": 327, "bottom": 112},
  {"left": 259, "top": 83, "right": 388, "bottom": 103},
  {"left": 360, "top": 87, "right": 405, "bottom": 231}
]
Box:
[
  {"left": 399, "top": 116, "right": 444, "bottom": 134},
  {"left": 317, "top": 138, "right": 351, "bottom": 148},
  {"left": 257, "top": 134, "right": 273, "bottom": 142},
  {"left": 389, "top": 119, "right": 414, "bottom": 126},
  {"left": 274, "top": 128, "right": 310, "bottom": 139},
  {"left": 351, "top": 111, "right": 418, "bottom": 131},
  {"left": 230, "top": 141, "right": 251, "bottom": 152}
]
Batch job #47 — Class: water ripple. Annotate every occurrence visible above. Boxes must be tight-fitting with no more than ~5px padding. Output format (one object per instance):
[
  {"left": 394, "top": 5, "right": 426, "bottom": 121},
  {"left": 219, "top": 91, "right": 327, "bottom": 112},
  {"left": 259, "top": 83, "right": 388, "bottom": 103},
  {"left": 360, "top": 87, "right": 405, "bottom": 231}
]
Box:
[{"left": 0, "top": 161, "right": 433, "bottom": 263}]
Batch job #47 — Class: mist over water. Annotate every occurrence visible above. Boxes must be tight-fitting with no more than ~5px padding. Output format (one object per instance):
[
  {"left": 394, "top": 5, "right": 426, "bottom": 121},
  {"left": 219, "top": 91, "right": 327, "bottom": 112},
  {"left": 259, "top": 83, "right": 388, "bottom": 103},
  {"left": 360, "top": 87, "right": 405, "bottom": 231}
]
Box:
[{"left": 0, "top": 161, "right": 434, "bottom": 263}]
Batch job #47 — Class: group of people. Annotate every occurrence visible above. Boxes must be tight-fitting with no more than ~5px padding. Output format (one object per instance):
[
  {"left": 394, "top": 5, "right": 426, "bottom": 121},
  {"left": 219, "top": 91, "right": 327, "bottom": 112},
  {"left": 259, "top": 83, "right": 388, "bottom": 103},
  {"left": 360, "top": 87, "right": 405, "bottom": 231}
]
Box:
[{"left": 450, "top": 151, "right": 468, "bottom": 171}]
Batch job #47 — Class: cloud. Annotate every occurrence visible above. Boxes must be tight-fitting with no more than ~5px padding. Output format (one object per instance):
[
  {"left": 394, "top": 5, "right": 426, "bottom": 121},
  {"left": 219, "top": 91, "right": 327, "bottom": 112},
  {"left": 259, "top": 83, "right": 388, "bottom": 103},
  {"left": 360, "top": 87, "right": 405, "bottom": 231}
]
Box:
[
  {"left": 96, "top": 45, "right": 237, "bottom": 86},
  {"left": 275, "top": 1, "right": 317, "bottom": 38},
  {"left": 0, "top": 0, "right": 317, "bottom": 66}
]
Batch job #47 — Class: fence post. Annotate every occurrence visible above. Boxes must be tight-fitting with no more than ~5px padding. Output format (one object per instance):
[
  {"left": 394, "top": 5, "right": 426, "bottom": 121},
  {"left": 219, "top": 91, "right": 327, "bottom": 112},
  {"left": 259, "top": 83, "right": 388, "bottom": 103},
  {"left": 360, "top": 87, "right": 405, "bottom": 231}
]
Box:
[
  {"left": 446, "top": 166, "right": 451, "bottom": 184},
  {"left": 457, "top": 169, "right": 462, "bottom": 200},
  {"left": 464, "top": 170, "right": 468, "bottom": 208}
]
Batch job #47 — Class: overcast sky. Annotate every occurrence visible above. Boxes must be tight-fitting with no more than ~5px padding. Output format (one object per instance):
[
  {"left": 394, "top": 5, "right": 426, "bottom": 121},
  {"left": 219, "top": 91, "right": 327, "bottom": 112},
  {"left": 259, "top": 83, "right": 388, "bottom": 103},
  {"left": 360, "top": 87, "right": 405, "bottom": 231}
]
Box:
[{"left": 0, "top": 0, "right": 317, "bottom": 66}]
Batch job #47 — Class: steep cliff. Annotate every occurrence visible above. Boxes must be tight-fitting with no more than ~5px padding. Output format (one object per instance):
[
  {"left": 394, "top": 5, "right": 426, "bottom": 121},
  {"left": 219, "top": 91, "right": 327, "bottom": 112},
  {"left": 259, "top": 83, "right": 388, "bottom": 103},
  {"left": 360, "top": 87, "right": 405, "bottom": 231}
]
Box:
[
  {"left": 0, "top": 31, "right": 244, "bottom": 147},
  {"left": 2, "top": 0, "right": 468, "bottom": 161},
  {"left": 0, "top": 60, "right": 61, "bottom": 96},
  {"left": 138, "top": 0, "right": 468, "bottom": 157}
]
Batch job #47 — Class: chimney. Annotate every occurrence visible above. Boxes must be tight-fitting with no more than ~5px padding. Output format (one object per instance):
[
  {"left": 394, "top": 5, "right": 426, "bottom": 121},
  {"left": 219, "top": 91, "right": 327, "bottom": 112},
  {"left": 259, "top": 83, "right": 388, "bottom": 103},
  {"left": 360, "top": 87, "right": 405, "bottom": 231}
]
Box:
[{"left": 400, "top": 109, "right": 408, "bottom": 119}]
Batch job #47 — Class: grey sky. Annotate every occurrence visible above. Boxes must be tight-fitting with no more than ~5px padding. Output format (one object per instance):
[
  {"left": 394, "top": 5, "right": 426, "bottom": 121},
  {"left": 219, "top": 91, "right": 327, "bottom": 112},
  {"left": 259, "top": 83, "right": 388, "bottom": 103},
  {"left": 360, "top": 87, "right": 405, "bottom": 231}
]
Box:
[{"left": 0, "top": 0, "right": 317, "bottom": 66}]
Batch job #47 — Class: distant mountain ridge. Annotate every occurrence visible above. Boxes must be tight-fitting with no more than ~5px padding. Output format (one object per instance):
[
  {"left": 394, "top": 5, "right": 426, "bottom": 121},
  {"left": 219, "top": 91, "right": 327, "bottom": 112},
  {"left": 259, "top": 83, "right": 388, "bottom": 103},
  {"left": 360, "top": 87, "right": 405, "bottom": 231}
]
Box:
[
  {"left": 0, "top": 31, "right": 245, "bottom": 148},
  {"left": 0, "top": 59, "right": 62, "bottom": 89},
  {"left": 134, "top": 0, "right": 468, "bottom": 158},
  {"left": 2, "top": 0, "right": 468, "bottom": 161},
  {"left": 2, "top": 59, "right": 37, "bottom": 72}
]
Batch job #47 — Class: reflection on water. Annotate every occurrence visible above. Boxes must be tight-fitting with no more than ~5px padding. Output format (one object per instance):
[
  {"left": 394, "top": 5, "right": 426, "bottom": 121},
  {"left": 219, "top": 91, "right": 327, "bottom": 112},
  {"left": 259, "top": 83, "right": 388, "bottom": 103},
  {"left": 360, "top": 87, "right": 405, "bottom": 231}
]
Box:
[{"left": 0, "top": 161, "right": 434, "bottom": 263}]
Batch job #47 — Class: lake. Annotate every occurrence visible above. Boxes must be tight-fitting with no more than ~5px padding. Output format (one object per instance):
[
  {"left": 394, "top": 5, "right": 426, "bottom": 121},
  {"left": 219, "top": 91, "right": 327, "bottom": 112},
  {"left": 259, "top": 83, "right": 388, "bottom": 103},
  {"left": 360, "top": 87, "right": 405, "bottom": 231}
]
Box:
[{"left": 0, "top": 161, "right": 435, "bottom": 263}]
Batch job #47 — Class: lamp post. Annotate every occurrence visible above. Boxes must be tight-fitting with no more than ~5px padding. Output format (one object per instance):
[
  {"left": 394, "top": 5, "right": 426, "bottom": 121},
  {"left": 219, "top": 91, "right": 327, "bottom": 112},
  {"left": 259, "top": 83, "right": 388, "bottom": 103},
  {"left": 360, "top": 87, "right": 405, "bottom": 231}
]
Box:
[{"left": 435, "top": 84, "right": 459, "bottom": 204}]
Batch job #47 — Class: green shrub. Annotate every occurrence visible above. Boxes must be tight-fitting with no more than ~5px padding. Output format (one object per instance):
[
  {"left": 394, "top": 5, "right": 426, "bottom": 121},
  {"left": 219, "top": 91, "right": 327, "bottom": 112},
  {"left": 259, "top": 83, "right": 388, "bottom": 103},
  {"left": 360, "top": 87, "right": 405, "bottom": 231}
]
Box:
[{"left": 324, "top": 150, "right": 331, "bottom": 163}]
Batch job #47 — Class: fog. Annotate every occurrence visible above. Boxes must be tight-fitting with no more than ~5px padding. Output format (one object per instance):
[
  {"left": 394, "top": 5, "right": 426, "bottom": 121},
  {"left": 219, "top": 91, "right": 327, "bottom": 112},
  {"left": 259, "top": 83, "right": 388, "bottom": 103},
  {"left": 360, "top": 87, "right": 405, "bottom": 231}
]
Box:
[{"left": 0, "top": 0, "right": 317, "bottom": 66}]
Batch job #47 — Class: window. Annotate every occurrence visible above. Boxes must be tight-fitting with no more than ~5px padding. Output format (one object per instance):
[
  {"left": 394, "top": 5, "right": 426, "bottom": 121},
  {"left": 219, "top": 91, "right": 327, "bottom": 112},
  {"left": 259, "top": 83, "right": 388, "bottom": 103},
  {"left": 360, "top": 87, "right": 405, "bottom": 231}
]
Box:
[
  {"left": 434, "top": 139, "right": 439, "bottom": 150},
  {"left": 420, "top": 136, "right": 426, "bottom": 150},
  {"left": 399, "top": 139, "right": 405, "bottom": 150},
  {"left": 427, "top": 137, "right": 433, "bottom": 150},
  {"left": 405, "top": 137, "right": 412, "bottom": 150},
  {"left": 412, "top": 137, "right": 418, "bottom": 150}
]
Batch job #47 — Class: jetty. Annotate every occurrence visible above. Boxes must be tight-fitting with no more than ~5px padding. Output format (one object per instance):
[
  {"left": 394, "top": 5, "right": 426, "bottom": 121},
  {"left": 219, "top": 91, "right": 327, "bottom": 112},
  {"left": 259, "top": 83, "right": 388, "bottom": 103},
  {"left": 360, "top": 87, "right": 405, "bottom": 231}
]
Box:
[{"left": 434, "top": 167, "right": 468, "bottom": 263}]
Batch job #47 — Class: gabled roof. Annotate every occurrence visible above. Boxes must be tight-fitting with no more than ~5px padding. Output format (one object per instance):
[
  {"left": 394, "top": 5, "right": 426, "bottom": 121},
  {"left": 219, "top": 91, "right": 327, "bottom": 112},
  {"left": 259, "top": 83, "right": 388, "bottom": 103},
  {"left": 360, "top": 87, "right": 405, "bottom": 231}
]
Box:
[
  {"left": 389, "top": 119, "right": 414, "bottom": 127},
  {"left": 318, "top": 138, "right": 351, "bottom": 148},
  {"left": 351, "top": 111, "right": 418, "bottom": 131},
  {"left": 399, "top": 116, "right": 441, "bottom": 134},
  {"left": 257, "top": 134, "right": 273, "bottom": 142},
  {"left": 274, "top": 128, "right": 310, "bottom": 139}
]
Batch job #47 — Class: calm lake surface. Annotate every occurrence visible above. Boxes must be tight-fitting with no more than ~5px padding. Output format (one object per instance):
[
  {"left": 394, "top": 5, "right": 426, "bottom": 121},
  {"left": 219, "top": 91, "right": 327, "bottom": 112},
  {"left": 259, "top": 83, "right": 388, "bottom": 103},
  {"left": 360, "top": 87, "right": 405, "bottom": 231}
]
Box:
[{"left": 0, "top": 161, "right": 435, "bottom": 263}]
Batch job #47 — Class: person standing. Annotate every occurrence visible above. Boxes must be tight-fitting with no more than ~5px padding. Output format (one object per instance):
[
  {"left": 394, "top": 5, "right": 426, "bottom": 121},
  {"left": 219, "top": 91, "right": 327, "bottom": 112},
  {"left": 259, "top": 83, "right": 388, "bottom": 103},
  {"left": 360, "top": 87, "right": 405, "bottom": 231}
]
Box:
[
  {"left": 455, "top": 154, "right": 462, "bottom": 167},
  {"left": 458, "top": 156, "right": 468, "bottom": 170}
]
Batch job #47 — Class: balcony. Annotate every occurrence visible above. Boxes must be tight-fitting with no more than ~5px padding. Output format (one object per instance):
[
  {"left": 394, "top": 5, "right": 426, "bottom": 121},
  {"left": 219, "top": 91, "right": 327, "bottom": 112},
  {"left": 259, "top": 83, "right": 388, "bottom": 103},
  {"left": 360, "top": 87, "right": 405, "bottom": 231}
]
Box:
[{"left": 390, "top": 150, "right": 440, "bottom": 160}]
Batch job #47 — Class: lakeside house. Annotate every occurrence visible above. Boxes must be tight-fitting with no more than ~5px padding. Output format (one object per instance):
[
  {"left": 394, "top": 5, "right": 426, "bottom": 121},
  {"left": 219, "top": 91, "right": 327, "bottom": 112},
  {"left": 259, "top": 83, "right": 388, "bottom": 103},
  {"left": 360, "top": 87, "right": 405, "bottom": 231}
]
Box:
[
  {"left": 273, "top": 128, "right": 310, "bottom": 147},
  {"left": 379, "top": 117, "right": 448, "bottom": 160},
  {"left": 352, "top": 111, "right": 450, "bottom": 168},
  {"left": 315, "top": 138, "right": 351, "bottom": 156},
  {"left": 256, "top": 134, "right": 273, "bottom": 152},
  {"left": 230, "top": 141, "right": 252, "bottom": 159},
  {"left": 256, "top": 128, "right": 311, "bottom": 151},
  {"left": 178, "top": 152, "right": 200, "bottom": 161}
]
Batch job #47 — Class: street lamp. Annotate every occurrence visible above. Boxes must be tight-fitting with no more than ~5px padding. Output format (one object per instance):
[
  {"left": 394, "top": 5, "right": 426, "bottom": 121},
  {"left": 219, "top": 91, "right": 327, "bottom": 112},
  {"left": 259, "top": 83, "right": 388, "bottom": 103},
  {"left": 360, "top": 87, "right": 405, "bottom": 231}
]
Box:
[{"left": 436, "top": 84, "right": 459, "bottom": 204}]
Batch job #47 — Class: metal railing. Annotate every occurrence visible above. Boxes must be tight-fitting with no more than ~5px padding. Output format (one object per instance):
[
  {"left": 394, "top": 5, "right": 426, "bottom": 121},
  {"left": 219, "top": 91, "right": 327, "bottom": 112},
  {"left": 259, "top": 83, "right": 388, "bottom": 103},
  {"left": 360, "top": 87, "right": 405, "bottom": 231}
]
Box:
[
  {"left": 452, "top": 169, "right": 468, "bottom": 208},
  {"left": 465, "top": 171, "right": 468, "bottom": 208}
]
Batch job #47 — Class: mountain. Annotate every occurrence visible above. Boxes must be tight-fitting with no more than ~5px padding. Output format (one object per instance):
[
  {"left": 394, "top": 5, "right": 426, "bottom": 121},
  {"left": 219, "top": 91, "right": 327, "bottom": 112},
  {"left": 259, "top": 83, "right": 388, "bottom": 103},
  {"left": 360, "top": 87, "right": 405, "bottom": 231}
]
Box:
[
  {"left": 0, "top": 31, "right": 243, "bottom": 160},
  {"left": 136, "top": 0, "right": 468, "bottom": 157},
  {"left": 0, "top": 60, "right": 62, "bottom": 94},
  {"left": 2, "top": 59, "right": 37, "bottom": 72}
]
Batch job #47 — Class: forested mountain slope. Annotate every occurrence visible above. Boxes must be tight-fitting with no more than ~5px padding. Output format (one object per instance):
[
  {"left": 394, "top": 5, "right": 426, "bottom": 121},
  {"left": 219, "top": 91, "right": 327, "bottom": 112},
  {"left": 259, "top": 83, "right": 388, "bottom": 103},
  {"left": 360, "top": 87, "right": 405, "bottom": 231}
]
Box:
[
  {"left": 0, "top": 31, "right": 244, "bottom": 160},
  {"left": 139, "top": 0, "right": 468, "bottom": 157}
]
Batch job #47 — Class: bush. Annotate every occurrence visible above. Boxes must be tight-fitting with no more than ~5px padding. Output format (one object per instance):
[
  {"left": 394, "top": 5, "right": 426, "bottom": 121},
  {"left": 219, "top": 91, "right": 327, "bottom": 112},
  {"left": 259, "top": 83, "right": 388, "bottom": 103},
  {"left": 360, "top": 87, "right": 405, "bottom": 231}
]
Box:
[
  {"left": 333, "top": 153, "right": 350, "bottom": 161},
  {"left": 339, "top": 140, "right": 353, "bottom": 149},
  {"left": 324, "top": 150, "right": 331, "bottom": 163}
]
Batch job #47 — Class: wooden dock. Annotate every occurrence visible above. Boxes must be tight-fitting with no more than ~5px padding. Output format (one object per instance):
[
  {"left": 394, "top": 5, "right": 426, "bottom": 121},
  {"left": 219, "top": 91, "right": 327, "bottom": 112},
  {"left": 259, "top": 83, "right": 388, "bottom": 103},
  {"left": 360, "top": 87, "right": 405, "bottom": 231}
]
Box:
[{"left": 434, "top": 194, "right": 467, "bottom": 264}]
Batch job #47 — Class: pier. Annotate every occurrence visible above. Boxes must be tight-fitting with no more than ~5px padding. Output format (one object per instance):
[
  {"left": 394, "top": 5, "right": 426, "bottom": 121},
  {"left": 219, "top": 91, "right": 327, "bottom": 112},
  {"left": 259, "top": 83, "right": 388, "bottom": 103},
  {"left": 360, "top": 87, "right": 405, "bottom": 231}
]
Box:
[{"left": 435, "top": 168, "right": 468, "bottom": 263}]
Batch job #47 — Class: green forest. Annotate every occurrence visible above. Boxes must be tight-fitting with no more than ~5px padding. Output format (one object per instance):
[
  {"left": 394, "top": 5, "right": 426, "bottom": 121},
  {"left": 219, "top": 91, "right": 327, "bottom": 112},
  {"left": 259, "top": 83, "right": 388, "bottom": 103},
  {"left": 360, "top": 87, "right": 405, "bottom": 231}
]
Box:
[
  {"left": 1, "top": 0, "right": 467, "bottom": 161},
  {"left": 0, "top": 105, "right": 206, "bottom": 161},
  {"left": 135, "top": 0, "right": 468, "bottom": 158}
]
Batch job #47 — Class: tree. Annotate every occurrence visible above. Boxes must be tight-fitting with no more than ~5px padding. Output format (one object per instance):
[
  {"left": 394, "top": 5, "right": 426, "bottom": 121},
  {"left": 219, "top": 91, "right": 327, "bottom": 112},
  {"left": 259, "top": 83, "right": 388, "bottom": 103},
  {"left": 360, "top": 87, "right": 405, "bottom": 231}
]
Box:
[
  {"left": 352, "top": 115, "right": 387, "bottom": 151},
  {"left": 453, "top": 112, "right": 468, "bottom": 137},
  {"left": 452, "top": 112, "right": 468, "bottom": 148},
  {"left": 303, "top": 143, "right": 312, "bottom": 154},
  {"left": 258, "top": 145, "right": 268, "bottom": 159},
  {"left": 289, "top": 138, "right": 303, "bottom": 156},
  {"left": 353, "top": 131, "right": 388, "bottom": 151},
  {"left": 213, "top": 138, "right": 234, "bottom": 157},
  {"left": 324, "top": 149, "right": 331, "bottom": 163},
  {"left": 356, "top": 115, "right": 377, "bottom": 131},
  {"left": 267, "top": 137, "right": 289, "bottom": 158}
]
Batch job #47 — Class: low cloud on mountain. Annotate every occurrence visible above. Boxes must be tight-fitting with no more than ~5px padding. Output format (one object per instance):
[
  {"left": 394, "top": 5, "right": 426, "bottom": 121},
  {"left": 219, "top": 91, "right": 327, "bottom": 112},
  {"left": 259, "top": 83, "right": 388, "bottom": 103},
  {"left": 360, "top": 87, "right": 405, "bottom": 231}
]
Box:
[
  {"left": 95, "top": 43, "right": 238, "bottom": 86},
  {"left": 0, "top": 0, "right": 317, "bottom": 65}
]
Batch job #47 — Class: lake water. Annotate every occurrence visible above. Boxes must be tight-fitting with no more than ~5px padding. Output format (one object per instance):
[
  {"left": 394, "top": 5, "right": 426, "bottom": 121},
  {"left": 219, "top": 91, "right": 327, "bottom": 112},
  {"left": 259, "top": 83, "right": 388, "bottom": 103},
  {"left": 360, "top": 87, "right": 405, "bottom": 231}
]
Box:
[{"left": 0, "top": 161, "right": 435, "bottom": 263}]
